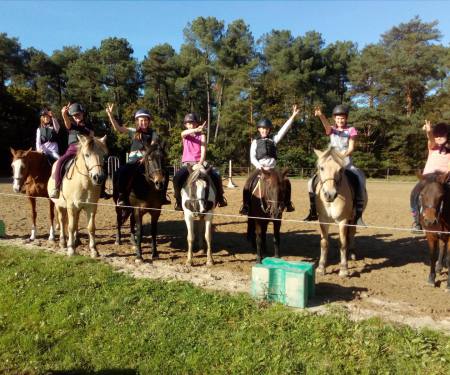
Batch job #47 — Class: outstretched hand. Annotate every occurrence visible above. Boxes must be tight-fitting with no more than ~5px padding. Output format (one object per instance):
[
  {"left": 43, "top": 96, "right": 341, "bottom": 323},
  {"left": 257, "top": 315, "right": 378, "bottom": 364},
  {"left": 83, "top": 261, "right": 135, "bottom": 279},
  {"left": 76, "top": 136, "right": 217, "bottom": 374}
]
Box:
[
  {"left": 422, "top": 119, "right": 432, "bottom": 132},
  {"left": 106, "top": 103, "right": 114, "bottom": 116},
  {"left": 61, "top": 102, "right": 71, "bottom": 116},
  {"left": 196, "top": 121, "right": 207, "bottom": 133},
  {"left": 292, "top": 105, "right": 300, "bottom": 117},
  {"left": 314, "top": 106, "right": 322, "bottom": 117}
]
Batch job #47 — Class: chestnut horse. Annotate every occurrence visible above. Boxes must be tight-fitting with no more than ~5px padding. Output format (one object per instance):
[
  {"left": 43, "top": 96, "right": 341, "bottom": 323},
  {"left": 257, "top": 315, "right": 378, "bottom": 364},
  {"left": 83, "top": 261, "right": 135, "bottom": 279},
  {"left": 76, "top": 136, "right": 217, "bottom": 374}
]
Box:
[
  {"left": 114, "top": 143, "right": 165, "bottom": 263},
  {"left": 48, "top": 135, "right": 107, "bottom": 257},
  {"left": 417, "top": 172, "right": 450, "bottom": 290},
  {"left": 315, "top": 147, "right": 367, "bottom": 277},
  {"left": 10, "top": 148, "right": 56, "bottom": 241},
  {"left": 246, "top": 168, "right": 287, "bottom": 263}
]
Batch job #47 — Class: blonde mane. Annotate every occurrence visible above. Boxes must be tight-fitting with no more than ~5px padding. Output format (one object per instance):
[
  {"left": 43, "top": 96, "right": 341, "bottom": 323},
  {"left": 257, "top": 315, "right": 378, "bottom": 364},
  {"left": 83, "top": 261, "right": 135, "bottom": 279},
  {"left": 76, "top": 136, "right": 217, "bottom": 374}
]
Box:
[{"left": 317, "top": 146, "right": 346, "bottom": 168}]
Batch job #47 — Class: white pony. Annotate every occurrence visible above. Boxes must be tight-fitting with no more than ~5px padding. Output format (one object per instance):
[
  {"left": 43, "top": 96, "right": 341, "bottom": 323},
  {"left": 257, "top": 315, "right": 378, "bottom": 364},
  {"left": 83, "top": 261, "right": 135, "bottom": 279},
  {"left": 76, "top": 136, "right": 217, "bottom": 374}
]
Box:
[{"left": 181, "top": 164, "right": 216, "bottom": 266}]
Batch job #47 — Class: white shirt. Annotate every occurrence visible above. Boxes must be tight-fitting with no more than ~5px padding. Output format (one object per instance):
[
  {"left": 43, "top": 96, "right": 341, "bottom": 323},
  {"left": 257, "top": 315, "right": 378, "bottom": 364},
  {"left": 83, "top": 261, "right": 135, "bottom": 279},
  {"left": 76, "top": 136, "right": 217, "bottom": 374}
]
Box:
[{"left": 36, "top": 118, "right": 60, "bottom": 155}]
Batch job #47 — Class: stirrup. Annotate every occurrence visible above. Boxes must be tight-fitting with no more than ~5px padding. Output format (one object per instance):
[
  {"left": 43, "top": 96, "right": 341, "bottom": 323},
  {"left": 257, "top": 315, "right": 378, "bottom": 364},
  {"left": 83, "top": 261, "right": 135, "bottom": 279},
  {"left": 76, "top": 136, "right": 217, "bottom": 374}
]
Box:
[
  {"left": 356, "top": 217, "right": 367, "bottom": 227},
  {"left": 49, "top": 188, "right": 60, "bottom": 199},
  {"left": 174, "top": 202, "right": 183, "bottom": 211},
  {"left": 217, "top": 197, "right": 228, "bottom": 207},
  {"left": 239, "top": 205, "right": 249, "bottom": 215},
  {"left": 285, "top": 202, "right": 295, "bottom": 212},
  {"left": 411, "top": 222, "right": 422, "bottom": 234}
]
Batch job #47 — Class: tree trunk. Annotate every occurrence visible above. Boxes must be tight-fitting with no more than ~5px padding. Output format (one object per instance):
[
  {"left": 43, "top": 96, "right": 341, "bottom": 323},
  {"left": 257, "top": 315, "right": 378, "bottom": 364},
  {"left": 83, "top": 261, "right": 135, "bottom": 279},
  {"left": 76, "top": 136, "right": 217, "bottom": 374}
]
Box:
[
  {"left": 205, "top": 72, "right": 211, "bottom": 144},
  {"left": 406, "top": 87, "right": 413, "bottom": 117},
  {"left": 214, "top": 79, "right": 224, "bottom": 143}
]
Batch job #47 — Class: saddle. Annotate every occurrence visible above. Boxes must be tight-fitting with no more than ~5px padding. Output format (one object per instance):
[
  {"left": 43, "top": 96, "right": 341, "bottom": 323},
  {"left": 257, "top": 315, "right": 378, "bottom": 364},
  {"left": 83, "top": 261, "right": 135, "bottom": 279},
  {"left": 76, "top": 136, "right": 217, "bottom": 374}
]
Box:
[{"left": 60, "top": 157, "right": 76, "bottom": 182}]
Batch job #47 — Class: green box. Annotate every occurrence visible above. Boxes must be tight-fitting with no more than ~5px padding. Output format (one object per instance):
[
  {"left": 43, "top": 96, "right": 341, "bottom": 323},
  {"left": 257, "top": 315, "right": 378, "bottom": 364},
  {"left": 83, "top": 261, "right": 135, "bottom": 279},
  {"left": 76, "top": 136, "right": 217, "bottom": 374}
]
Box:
[
  {"left": 262, "top": 257, "right": 315, "bottom": 297},
  {"left": 0, "top": 220, "right": 5, "bottom": 238}
]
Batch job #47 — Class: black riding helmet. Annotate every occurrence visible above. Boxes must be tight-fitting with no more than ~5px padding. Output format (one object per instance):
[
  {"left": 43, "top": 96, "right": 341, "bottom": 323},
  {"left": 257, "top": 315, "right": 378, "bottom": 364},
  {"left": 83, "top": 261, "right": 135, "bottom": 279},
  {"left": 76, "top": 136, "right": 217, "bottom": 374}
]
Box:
[
  {"left": 68, "top": 103, "right": 85, "bottom": 116},
  {"left": 135, "top": 109, "right": 152, "bottom": 119},
  {"left": 183, "top": 113, "right": 199, "bottom": 124},
  {"left": 257, "top": 118, "right": 273, "bottom": 129},
  {"left": 432, "top": 122, "right": 449, "bottom": 137},
  {"left": 40, "top": 108, "right": 50, "bottom": 117},
  {"left": 332, "top": 104, "right": 350, "bottom": 117}
]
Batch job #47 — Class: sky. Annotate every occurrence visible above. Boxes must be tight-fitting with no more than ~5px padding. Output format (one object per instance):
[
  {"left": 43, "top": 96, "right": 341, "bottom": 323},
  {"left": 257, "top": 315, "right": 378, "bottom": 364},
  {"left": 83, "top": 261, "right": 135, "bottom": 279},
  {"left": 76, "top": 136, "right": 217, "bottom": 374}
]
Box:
[{"left": 1, "top": 1, "right": 450, "bottom": 59}]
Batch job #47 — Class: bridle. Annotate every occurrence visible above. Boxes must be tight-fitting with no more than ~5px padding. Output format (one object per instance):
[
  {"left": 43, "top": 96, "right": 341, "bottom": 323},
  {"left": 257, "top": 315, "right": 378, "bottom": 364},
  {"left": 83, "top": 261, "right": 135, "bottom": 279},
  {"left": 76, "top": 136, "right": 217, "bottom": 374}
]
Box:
[
  {"left": 143, "top": 149, "right": 163, "bottom": 184},
  {"left": 254, "top": 174, "right": 283, "bottom": 216}
]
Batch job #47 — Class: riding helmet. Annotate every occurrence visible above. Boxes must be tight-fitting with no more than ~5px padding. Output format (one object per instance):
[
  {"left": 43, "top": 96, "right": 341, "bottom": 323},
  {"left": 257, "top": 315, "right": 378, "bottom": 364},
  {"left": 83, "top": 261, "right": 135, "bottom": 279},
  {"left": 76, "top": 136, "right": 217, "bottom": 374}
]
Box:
[
  {"left": 257, "top": 118, "right": 273, "bottom": 129},
  {"left": 332, "top": 104, "right": 350, "bottom": 117},
  {"left": 183, "top": 113, "right": 199, "bottom": 124},
  {"left": 68, "top": 103, "right": 85, "bottom": 116},
  {"left": 134, "top": 109, "right": 152, "bottom": 120},
  {"left": 432, "top": 122, "right": 449, "bottom": 137},
  {"left": 40, "top": 108, "right": 50, "bottom": 116}
]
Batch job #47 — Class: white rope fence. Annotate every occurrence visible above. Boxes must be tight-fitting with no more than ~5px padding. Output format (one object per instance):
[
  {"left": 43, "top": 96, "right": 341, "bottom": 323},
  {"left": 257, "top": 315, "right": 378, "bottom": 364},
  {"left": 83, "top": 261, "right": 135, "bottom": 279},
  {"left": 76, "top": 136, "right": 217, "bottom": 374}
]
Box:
[{"left": 0, "top": 191, "right": 447, "bottom": 236}]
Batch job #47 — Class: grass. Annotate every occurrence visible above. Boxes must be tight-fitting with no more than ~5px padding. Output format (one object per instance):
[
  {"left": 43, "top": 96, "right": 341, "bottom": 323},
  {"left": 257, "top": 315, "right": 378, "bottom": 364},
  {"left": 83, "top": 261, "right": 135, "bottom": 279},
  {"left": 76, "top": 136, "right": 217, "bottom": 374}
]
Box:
[{"left": 0, "top": 243, "right": 449, "bottom": 374}]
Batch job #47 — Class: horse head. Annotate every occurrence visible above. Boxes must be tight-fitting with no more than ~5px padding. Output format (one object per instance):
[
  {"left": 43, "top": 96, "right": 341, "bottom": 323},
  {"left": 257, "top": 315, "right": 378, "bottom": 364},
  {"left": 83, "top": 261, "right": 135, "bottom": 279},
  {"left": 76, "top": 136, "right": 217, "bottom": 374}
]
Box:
[
  {"left": 185, "top": 164, "right": 213, "bottom": 216},
  {"left": 77, "top": 135, "right": 108, "bottom": 186},
  {"left": 10, "top": 147, "right": 32, "bottom": 193},
  {"left": 143, "top": 142, "right": 165, "bottom": 190},
  {"left": 260, "top": 168, "right": 286, "bottom": 219},
  {"left": 315, "top": 147, "right": 346, "bottom": 202},
  {"left": 419, "top": 172, "right": 448, "bottom": 227}
]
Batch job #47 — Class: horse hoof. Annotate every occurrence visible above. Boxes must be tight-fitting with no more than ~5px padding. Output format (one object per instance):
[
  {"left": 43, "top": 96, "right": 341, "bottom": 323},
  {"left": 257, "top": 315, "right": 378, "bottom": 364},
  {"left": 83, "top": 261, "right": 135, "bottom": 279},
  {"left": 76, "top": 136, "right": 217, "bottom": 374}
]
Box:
[
  {"left": 197, "top": 249, "right": 206, "bottom": 255},
  {"left": 90, "top": 250, "right": 99, "bottom": 258},
  {"left": 67, "top": 248, "right": 75, "bottom": 256},
  {"left": 48, "top": 236, "right": 56, "bottom": 242},
  {"left": 115, "top": 240, "right": 121, "bottom": 246},
  {"left": 186, "top": 260, "right": 192, "bottom": 267},
  {"left": 152, "top": 252, "right": 160, "bottom": 259},
  {"left": 206, "top": 259, "right": 214, "bottom": 267},
  {"left": 317, "top": 266, "right": 325, "bottom": 276},
  {"left": 436, "top": 265, "right": 443, "bottom": 274},
  {"left": 339, "top": 269, "right": 349, "bottom": 278},
  {"left": 350, "top": 252, "right": 356, "bottom": 261},
  {"left": 135, "top": 257, "right": 144, "bottom": 264}
]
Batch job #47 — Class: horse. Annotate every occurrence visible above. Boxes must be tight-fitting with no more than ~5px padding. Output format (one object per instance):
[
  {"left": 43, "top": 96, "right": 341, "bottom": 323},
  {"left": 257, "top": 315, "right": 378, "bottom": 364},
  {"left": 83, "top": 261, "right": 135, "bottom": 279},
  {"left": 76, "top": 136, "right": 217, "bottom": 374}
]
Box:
[
  {"left": 314, "top": 147, "right": 367, "bottom": 277},
  {"left": 48, "top": 135, "right": 107, "bottom": 257},
  {"left": 246, "top": 168, "right": 287, "bottom": 263},
  {"left": 10, "top": 148, "right": 56, "bottom": 242},
  {"left": 114, "top": 143, "right": 165, "bottom": 263},
  {"left": 181, "top": 164, "right": 216, "bottom": 266},
  {"left": 417, "top": 172, "right": 450, "bottom": 290}
]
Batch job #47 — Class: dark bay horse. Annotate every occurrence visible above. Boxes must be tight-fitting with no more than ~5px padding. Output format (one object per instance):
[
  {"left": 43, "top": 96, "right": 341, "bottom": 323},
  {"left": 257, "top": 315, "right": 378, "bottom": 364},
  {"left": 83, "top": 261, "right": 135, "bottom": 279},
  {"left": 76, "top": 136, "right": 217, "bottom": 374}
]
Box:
[
  {"left": 10, "top": 148, "right": 56, "bottom": 241},
  {"left": 417, "top": 172, "right": 450, "bottom": 290},
  {"left": 114, "top": 143, "right": 165, "bottom": 263},
  {"left": 246, "top": 168, "right": 287, "bottom": 263}
]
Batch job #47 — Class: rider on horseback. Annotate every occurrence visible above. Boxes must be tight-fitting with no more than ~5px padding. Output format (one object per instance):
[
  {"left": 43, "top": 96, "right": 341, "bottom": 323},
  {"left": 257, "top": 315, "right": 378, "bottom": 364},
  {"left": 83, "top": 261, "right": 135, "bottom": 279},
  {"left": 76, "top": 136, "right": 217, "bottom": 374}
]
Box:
[
  {"left": 304, "top": 104, "right": 367, "bottom": 226},
  {"left": 173, "top": 113, "right": 227, "bottom": 211},
  {"left": 239, "top": 105, "right": 300, "bottom": 215},
  {"left": 105, "top": 103, "right": 171, "bottom": 207},
  {"left": 36, "top": 108, "right": 60, "bottom": 163},
  {"left": 49, "top": 103, "right": 94, "bottom": 199},
  {"left": 410, "top": 121, "right": 450, "bottom": 232}
]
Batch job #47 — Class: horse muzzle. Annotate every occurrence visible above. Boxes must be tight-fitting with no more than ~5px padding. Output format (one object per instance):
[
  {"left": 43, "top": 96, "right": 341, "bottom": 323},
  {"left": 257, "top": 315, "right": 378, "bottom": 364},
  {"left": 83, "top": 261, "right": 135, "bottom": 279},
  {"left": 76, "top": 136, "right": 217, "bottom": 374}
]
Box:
[
  {"left": 323, "top": 189, "right": 337, "bottom": 202},
  {"left": 90, "top": 172, "right": 105, "bottom": 186}
]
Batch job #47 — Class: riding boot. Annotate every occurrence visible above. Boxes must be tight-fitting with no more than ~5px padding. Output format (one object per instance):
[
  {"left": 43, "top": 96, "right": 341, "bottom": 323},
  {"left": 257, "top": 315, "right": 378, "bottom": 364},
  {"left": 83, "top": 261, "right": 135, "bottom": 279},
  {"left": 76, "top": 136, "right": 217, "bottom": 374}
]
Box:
[
  {"left": 284, "top": 178, "right": 295, "bottom": 212},
  {"left": 354, "top": 183, "right": 367, "bottom": 226},
  {"left": 117, "top": 164, "right": 135, "bottom": 207},
  {"left": 355, "top": 207, "right": 367, "bottom": 227},
  {"left": 304, "top": 193, "right": 318, "bottom": 221},
  {"left": 210, "top": 171, "right": 227, "bottom": 207},
  {"left": 411, "top": 211, "right": 422, "bottom": 233},
  {"left": 239, "top": 186, "right": 251, "bottom": 215}
]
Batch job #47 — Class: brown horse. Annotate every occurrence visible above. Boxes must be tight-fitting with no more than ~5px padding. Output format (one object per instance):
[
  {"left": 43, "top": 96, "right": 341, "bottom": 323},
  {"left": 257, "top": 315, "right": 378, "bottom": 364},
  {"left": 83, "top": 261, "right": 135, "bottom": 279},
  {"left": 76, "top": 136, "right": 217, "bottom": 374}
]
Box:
[
  {"left": 114, "top": 143, "right": 165, "bottom": 263},
  {"left": 246, "top": 168, "right": 287, "bottom": 263},
  {"left": 417, "top": 172, "right": 450, "bottom": 290},
  {"left": 48, "top": 135, "right": 107, "bottom": 257},
  {"left": 10, "top": 148, "right": 56, "bottom": 241},
  {"left": 315, "top": 147, "right": 367, "bottom": 277}
]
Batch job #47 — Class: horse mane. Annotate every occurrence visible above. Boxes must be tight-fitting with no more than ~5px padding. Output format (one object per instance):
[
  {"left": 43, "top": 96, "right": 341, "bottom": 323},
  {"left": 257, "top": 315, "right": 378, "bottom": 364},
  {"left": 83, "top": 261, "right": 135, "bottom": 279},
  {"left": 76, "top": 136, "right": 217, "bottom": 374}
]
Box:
[
  {"left": 77, "top": 136, "right": 108, "bottom": 155},
  {"left": 421, "top": 171, "right": 447, "bottom": 184},
  {"left": 317, "top": 146, "right": 346, "bottom": 168}
]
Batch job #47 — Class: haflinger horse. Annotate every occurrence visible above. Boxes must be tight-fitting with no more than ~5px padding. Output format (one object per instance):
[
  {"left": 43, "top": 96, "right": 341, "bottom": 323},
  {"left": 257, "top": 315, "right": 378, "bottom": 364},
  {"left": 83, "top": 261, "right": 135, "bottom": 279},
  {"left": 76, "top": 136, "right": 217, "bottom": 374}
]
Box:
[
  {"left": 314, "top": 147, "right": 367, "bottom": 277},
  {"left": 417, "top": 172, "right": 450, "bottom": 290},
  {"left": 10, "top": 148, "right": 56, "bottom": 241},
  {"left": 181, "top": 164, "right": 216, "bottom": 266},
  {"left": 247, "top": 168, "right": 287, "bottom": 263},
  {"left": 48, "top": 135, "right": 107, "bottom": 257},
  {"left": 114, "top": 143, "right": 165, "bottom": 263}
]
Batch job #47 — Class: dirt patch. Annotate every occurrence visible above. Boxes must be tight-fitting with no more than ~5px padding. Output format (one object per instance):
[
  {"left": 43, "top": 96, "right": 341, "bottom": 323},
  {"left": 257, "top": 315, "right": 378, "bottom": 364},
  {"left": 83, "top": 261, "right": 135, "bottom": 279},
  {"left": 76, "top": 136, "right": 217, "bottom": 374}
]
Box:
[{"left": 1, "top": 178, "right": 449, "bottom": 332}]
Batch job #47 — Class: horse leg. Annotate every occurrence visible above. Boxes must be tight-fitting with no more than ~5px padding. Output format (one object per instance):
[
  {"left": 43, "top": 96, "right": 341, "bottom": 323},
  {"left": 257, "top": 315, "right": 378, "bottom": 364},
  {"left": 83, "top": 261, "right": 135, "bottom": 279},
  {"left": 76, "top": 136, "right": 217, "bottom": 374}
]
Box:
[
  {"left": 134, "top": 209, "right": 144, "bottom": 262},
  {"left": 197, "top": 219, "right": 205, "bottom": 255},
  {"left": 338, "top": 221, "right": 349, "bottom": 277},
  {"left": 66, "top": 207, "right": 79, "bottom": 256},
  {"left": 205, "top": 216, "right": 214, "bottom": 266},
  {"left": 115, "top": 206, "right": 122, "bottom": 246},
  {"left": 150, "top": 212, "right": 160, "bottom": 261},
  {"left": 29, "top": 197, "right": 37, "bottom": 241},
  {"left": 57, "top": 207, "right": 67, "bottom": 250},
  {"left": 273, "top": 220, "right": 281, "bottom": 258},
  {"left": 348, "top": 225, "right": 357, "bottom": 261},
  {"left": 130, "top": 212, "right": 136, "bottom": 245},
  {"left": 255, "top": 220, "right": 264, "bottom": 263},
  {"left": 185, "top": 213, "right": 195, "bottom": 266},
  {"left": 318, "top": 223, "right": 330, "bottom": 275},
  {"left": 48, "top": 199, "right": 56, "bottom": 242},
  {"left": 436, "top": 239, "right": 446, "bottom": 274},
  {"left": 86, "top": 208, "right": 99, "bottom": 258},
  {"left": 426, "top": 234, "right": 438, "bottom": 286}
]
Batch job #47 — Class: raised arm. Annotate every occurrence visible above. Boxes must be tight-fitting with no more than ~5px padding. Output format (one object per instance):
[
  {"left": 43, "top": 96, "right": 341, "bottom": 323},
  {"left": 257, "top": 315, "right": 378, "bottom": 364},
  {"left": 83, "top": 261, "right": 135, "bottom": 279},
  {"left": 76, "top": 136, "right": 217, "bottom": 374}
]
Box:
[
  {"left": 36, "top": 128, "right": 42, "bottom": 152},
  {"left": 105, "top": 103, "right": 128, "bottom": 134},
  {"left": 314, "top": 106, "right": 332, "bottom": 135},
  {"left": 61, "top": 103, "right": 72, "bottom": 130},
  {"left": 181, "top": 122, "right": 206, "bottom": 138},
  {"left": 199, "top": 134, "right": 206, "bottom": 165},
  {"left": 273, "top": 105, "right": 300, "bottom": 144},
  {"left": 423, "top": 120, "right": 435, "bottom": 150},
  {"left": 50, "top": 112, "right": 60, "bottom": 133}
]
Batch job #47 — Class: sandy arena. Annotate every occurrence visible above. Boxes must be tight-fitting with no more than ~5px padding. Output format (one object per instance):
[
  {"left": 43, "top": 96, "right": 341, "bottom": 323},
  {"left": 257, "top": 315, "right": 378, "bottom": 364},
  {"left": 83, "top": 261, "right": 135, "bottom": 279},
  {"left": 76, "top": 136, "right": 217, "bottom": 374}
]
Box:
[{"left": 1, "top": 177, "right": 449, "bottom": 332}]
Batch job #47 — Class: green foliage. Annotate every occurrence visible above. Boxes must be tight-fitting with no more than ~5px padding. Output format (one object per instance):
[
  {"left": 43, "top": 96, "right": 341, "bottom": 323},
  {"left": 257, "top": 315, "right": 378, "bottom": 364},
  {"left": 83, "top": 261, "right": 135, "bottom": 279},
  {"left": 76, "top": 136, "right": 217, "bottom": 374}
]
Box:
[{"left": 1, "top": 244, "right": 450, "bottom": 374}]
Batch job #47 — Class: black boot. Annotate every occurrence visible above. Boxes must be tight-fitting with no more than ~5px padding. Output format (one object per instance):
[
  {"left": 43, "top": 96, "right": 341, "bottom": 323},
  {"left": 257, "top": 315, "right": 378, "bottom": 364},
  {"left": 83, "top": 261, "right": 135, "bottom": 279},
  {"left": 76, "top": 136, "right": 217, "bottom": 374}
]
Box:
[
  {"left": 285, "top": 202, "right": 295, "bottom": 212},
  {"left": 284, "top": 178, "right": 294, "bottom": 212},
  {"left": 239, "top": 204, "right": 249, "bottom": 215},
  {"left": 117, "top": 193, "right": 130, "bottom": 207},
  {"left": 174, "top": 200, "right": 183, "bottom": 211},
  {"left": 355, "top": 208, "right": 367, "bottom": 227},
  {"left": 304, "top": 193, "right": 318, "bottom": 221}
]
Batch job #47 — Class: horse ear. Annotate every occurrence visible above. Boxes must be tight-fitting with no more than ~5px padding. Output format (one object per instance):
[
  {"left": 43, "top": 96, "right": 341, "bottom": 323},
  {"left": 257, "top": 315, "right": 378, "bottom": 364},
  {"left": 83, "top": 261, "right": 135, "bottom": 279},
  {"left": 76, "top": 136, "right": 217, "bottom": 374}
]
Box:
[
  {"left": 99, "top": 135, "right": 107, "bottom": 144},
  {"left": 415, "top": 169, "right": 423, "bottom": 180},
  {"left": 281, "top": 167, "right": 289, "bottom": 179},
  {"left": 437, "top": 172, "right": 448, "bottom": 184},
  {"left": 10, "top": 147, "right": 16, "bottom": 157},
  {"left": 314, "top": 149, "right": 323, "bottom": 158},
  {"left": 23, "top": 147, "right": 32, "bottom": 156},
  {"left": 77, "top": 134, "right": 88, "bottom": 146}
]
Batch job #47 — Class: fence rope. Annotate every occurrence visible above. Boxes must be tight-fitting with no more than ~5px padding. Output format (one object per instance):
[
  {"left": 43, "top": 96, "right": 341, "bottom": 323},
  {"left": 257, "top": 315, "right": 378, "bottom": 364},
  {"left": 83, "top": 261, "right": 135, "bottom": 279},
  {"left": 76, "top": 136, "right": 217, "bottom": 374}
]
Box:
[{"left": 0, "top": 191, "right": 447, "bottom": 236}]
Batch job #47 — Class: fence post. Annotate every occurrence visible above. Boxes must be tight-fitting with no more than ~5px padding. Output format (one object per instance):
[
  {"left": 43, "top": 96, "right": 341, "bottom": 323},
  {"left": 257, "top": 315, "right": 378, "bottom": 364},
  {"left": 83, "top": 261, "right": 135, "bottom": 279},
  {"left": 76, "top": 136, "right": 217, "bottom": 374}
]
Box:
[
  {"left": 386, "top": 168, "right": 390, "bottom": 180},
  {"left": 227, "top": 160, "right": 237, "bottom": 188}
]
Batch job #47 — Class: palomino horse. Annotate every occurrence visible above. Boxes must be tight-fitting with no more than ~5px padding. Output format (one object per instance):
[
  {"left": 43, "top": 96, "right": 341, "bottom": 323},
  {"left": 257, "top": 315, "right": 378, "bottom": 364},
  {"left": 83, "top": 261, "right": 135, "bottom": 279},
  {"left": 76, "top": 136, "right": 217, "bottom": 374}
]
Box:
[
  {"left": 314, "top": 147, "right": 367, "bottom": 277},
  {"left": 417, "top": 172, "right": 450, "bottom": 290},
  {"left": 48, "top": 135, "right": 107, "bottom": 257},
  {"left": 182, "top": 164, "right": 216, "bottom": 266},
  {"left": 114, "top": 143, "right": 165, "bottom": 263},
  {"left": 247, "top": 168, "right": 287, "bottom": 263},
  {"left": 10, "top": 148, "right": 56, "bottom": 241}
]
